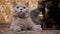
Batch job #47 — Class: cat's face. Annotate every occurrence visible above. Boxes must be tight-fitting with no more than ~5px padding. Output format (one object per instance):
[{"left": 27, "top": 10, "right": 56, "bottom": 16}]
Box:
[{"left": 12, "top": 3, "right": 29, "bottom": 18}]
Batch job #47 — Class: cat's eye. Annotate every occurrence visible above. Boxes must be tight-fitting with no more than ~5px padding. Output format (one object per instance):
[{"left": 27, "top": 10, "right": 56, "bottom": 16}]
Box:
[
  {"left": 23, "top": 7, "right": 26, "bottom": 9},
  {"left": 17, "top": 6, "right": 19, "bottom": 9}
]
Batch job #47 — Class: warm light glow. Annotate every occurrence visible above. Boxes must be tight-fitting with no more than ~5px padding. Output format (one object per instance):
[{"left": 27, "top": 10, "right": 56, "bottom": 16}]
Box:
[
  {"left": 38, "top": 12, "right": 44, "bottom": 20},
  {"left": 39, "top": 14, "right": 43, "bottom": 16}
]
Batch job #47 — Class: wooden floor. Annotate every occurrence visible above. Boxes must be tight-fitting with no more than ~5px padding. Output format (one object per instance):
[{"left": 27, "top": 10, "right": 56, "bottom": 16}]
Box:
[{"left": 0, "top": 30, "right": 59, "bottom": 34}]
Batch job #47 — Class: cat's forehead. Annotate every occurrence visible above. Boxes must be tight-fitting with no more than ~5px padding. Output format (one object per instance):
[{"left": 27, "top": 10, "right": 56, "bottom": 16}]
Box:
[{"left": 16, "top": 4, "right": 27, "bottom": 7}]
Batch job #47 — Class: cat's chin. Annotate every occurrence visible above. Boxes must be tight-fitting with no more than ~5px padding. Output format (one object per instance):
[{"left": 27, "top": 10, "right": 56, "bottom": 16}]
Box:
[
  {"left": 18, "top": 12, "right": 26, "bottom": 18},
  {"left": 18, "top": 14, "right": 25, "bottom": 18},
  {"left": 18, "top": 15, "right": 28, "bottom": 18},
  {"left": 18, "top": 14, "right": 29, "bottom": 18},
  {"left": 19, "top": 16, "right": 25, "bottom": 18}
]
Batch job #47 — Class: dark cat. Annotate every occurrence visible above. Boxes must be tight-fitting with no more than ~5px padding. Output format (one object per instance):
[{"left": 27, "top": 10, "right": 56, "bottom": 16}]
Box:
[{"left": 30, "top": 0, "right": 60, "bottom": 28}]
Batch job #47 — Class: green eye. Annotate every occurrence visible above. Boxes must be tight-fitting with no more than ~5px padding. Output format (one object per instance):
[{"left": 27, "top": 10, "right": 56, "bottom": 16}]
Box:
[{"left": 17, "top": 6, "right": 19, "bottom": 8}]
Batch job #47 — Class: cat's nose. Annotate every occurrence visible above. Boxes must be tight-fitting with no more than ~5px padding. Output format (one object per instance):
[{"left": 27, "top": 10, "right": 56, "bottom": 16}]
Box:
[{"left": 20, "top": 9, "right": 22, "bottom": 10}]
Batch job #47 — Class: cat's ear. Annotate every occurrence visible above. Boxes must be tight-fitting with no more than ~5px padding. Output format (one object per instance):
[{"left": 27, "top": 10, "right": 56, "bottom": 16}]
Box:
[
  {"left": 13, "top": 2, "right": 17, "bottom": 7},
  {"left": 25, "top": 2, "right": 29, "bottom": 7}
]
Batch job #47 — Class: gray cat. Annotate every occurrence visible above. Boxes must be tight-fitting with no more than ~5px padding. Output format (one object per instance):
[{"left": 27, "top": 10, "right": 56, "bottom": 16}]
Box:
[{"left": 9, "top": 2, "right": 42, "bottom": 32}]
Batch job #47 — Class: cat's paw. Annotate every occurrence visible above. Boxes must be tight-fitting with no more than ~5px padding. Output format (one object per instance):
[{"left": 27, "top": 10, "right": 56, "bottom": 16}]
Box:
[
  {"left": 9, "top": 26, "right": 21, "bottom": 32},
  {"left": 32, "top": 25, "right": 42, "bottom": 31}
]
